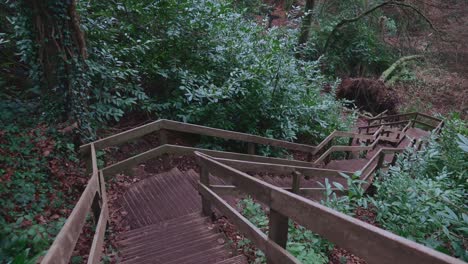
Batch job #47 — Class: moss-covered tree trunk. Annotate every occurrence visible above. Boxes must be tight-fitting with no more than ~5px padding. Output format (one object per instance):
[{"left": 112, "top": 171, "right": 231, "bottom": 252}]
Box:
[
  {"left": 298, "top": 0, "right": 315, "bottom": 47},
  {"left": 23, "top": 0, "right": 88, "bottom": 125}
]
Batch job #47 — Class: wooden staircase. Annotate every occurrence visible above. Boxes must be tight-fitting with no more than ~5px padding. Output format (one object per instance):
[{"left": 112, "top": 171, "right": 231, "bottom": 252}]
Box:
[{"left": 117, "top": 168, "right": 246, "bottom": 264}]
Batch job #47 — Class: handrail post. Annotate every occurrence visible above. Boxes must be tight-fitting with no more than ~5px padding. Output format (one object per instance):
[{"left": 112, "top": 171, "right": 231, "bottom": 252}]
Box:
[
  {"left": 291, "top": 171, "right": 301, "bottom": 194},
  {"left": 159, "top": 129, "right": 170, "bottom": 169},
  {"left": 200, "top": 165, "right": 212, "bottom": 217},
  {"left": 346, "top": 137, "right": 353, "bottom": 159},
  {"left": 390, "top": 153, "right": 398, "bottom": 166},
  {"left": 247, "top": 142, "right": 255, "bottom": 155},
  {"left": 324, "top": 139, "right": 332, "bottom": 164},
  {"left": 159, "top": 129, "right": 168, "bottom": 145},
  {"left": 267, "top": 209, "right": 289, "bottom": 263},
  {"left": 412, "top": 113, "right": 418, "bottom": 128},
  {"left": 377, "top": 152, "right": 385, "bottom": 170}
]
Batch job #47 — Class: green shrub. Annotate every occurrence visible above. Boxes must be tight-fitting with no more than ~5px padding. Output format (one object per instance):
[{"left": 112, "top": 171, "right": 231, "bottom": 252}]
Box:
[
  {"left": 81, "top": 0, "right": 352, "bottom": 143},
  {"left": 238, "top": 197, "right": 331, "bottom": 263},
  {"left": 322, "top": 115, "right": 467, "bottom": 261},
  {"left": 370, "top": 116, "right": 467, "bottom": 260}
]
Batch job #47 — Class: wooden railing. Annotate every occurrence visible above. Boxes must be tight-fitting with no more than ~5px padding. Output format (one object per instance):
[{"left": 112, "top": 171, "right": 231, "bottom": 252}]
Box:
[
  {"left": 43, "top": 112, "right": 447, "bottom": 263},
  {"left": 195, "top": 151, "right": 463, "bottom": 264},
  {"left": 41, "top": 144, "right": 108, "bottom": 264},
  {"left": 363, "top": 112, "right": 443, "bottom": 130},
  {"left": 80, "top": 119, "right": 317, "bottom": 156}
]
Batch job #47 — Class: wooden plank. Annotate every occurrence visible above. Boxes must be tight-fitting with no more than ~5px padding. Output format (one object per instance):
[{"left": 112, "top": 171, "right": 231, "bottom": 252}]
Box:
[
  {"left": 269, "top": 189, "right": 463, "bottom": 264},
  {"left": 314, "top": 130, "right": 338, "bottom": 152},
  {"left": 102, "top": 144, "right": 318, "bottom": 177},
  {"left": 159, "top": 129, "right": 168, "bottom": 145},
  {"left": 196, "top": 152, "right": 273, "bottom": 205},
  {"left": 187, "top": 147, "right": 316, "bottom": 168},
  {"left": 209, "top": 184, "right": 340, "bottom": 199},
  {"left": 416, "top": 112, "right": 443, "bottom": 122},
  {"left": 210, "top": 185, "right": 241, "bottom": 196},
  {"left": 41, "top": 174, "right": 99, "bottom": 264},
  {"left": 198, "top": 183, "right": 299, "bottom": 264},
  {"left": 291, "top": 171, "right": 301, "bottom": 194},
  {"left": 199, "top": 164, "right": 212, "bottom": 216},
  {"left": 359, "top": 120, "right": 409, "bottom": 130},
  {"left": 210, "top": 157, "right": 352, "bottom": 180},
  {"left": 91, "top": 144, "right": 98, "bottom": 175},
  {"left": 102, "top": 145, "right": 168, "bottom": 176},
  {"left": 268, "top": 209, "right": 289, "bottom": 249},
  {"left": 414, "top": 119, "right": 436, "bottom": 129},
  {"left": 87, "top": 203, "right": 109, "bottom": 264},
  {"left": 367, "top": 112, "right": 416, "bottom": 122},
  {"left": 247, "top": 142, "right": 255, "bottom": 155},
  {"left": 161, "top": 119, "right": 316, "bottom": 153},
  {"left": 198, "top": 152, "right": 462, "bottom": 264},
  {"left": 80, "top": 120, "right": 163, "bottom": 154}
]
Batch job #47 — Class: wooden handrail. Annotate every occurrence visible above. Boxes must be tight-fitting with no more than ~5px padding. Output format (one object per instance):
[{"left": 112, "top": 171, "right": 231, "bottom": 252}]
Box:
[
  {"left": 101, "top": 144, "right": 318, "bottom": 177},
  {"left": 41, "top": 171, "right": 99, "bottom": 263},
  {"left": 42, "top": 144, "right": 108, "bottom": 264},
  {"left": 80, "top": 119, "right": 316, "bottom": 155},
  {"left": 195, "top": 151, "right": 463, "bottom": 264},
  {"left": 198, "top": 183, "right": 299, "bottom": 264}
]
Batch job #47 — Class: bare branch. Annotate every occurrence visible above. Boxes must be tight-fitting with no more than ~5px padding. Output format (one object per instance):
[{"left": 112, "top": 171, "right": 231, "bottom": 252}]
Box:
[{"left": 322, "top": 0, "right": 439, "bottom": 54}]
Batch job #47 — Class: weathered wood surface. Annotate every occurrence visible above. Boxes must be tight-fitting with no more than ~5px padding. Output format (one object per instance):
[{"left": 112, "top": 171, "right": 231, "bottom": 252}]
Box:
[
  {"left": 210, "top": 157, "right": 353, "bottom": 178},
  {"left": 196, "top": 152, "right": 463, "bottom": 264},
  {"left": 87, "top": 202, "right": 108, "bottom": 264},
  {"left": 80, "top": 119, "right": 316, "bottom": 154},
  {"left": 198, "top": 183, "right": 299, "bottom": 264},
  {"left": 41, "top": 174, "right": 99, "bottom": 264},
  {"left": 102, "top": 144, "right": 318, "bottom": 176}
]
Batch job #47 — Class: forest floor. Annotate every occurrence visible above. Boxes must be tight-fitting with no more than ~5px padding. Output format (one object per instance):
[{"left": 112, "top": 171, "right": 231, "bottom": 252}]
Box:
[{"left": 265, "top": 0, "right": 467, "bottom": 117}]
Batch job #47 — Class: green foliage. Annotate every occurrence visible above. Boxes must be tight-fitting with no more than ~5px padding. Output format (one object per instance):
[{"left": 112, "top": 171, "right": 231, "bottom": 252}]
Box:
[
  {"left": 81, "top": 0, "right": 351, "bottom": 143},
  {"left": 238, "top": 197, "right": 331, "bottom": 263},
  {"left": 370, "top": 117, "right": 467, "bottom": 260},
  {"left": 0, "top": 104, "right": 76, "bottom": 262},
  {"left": 323, "top": 115, "right": 468, "bottom": 261},
  {"left": 0, "top": 218, "right": 65, "bottom": 264},
  {"left": 306, "top": 0, "right": 397, "bottom": 76}
]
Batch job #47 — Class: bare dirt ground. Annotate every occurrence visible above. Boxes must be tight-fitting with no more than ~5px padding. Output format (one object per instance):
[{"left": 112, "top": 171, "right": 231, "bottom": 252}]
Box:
[{"left": 390, "top": 0, "right": 468, "bottom": 116}]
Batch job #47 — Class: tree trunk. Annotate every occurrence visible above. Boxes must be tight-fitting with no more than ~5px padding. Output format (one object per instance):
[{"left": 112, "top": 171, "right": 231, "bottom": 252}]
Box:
[
  {"left": 25, "top": 0, "right": 88, "bottom": 126},
  {"left": 298, "top": 0, "right": 315, "bottom": 48}
]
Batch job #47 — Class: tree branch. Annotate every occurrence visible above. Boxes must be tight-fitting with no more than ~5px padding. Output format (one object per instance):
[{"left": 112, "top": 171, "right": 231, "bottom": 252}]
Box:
[{"left": 322, "top": 0, "right": 439, "bottom": 54}]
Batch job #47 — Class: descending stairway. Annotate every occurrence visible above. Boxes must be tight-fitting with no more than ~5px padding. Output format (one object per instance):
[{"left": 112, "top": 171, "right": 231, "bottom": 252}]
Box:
[
  {"left": 115, "top": 124, "right": 432, "bottom": 263},
  {"left": 117, "top": 168, "right": 246, "bottom": 264}
]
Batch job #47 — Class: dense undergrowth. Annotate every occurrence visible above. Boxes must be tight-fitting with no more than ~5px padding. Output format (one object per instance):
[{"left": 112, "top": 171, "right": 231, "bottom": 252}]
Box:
[
  {"left": 0, "top": 0, "right": 466, "bottom": 263},
  {"left": 238, "top": 115, "right": 468, "bottom": 263},
  {"left": 0, "top": 103, "right": 84, "bottom": 263}
]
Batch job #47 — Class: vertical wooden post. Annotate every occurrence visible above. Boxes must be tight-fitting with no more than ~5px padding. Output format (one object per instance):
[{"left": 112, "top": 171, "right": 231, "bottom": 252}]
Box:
[
  {"left": 91, "top": 192, "right": 101, "bottom": 223},
  {"left": 324, "top": 139, "right": 332, "bottom": 164},
  {"left": 412, "top": 113, "right": 418, "bottom": 128},
  {"left": 247, "top": 142, "right": 255, "bottom": 155},
  {"left": 390, "top": 153, "right": 398, "bottom": 166},
  {"left": 159, "top": 129, "right": 168, "bottom": 145},
  {"left": 346, "top": 137, "right": 353, "bottom": 159},
  {"left": 268, "top": 209, "right": 289, "bottom": 262},
  {"left": 159, "top": 129, "right": 170, "bottom": 169},
  {"left": 291, "top": 171, "right": 301, "bottom": 194},
  {"left": 377, "top": 152, "right": 385, "bottom": 169},
  {"left": 417, "top": 140, "right": 423, "bottom": 151},
  {"left": 200, "top": 165, "right": 212, "bottom": 217}
]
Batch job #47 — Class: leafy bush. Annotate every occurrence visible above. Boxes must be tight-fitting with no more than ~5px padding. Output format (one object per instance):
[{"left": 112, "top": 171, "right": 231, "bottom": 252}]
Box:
[
  {"left": 370, "top": 117, "right": 467, "bottom": 260},
  {"left": 306, "top": 0, "right": 397, "bottom": 76},
  {"left": 322, "top": 115, "right": 468, "bottom": 261},
  {"left": 238, "top": 197, "right": 331, "bottom": 263},
  {"left": 81, "top": 0, "right": 352, "bottom": 143}
]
